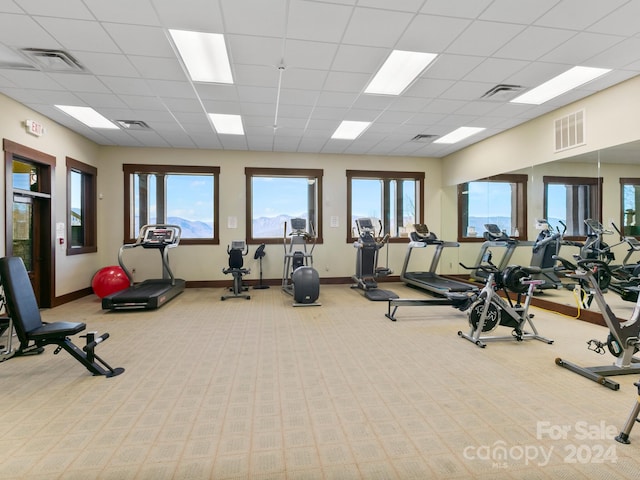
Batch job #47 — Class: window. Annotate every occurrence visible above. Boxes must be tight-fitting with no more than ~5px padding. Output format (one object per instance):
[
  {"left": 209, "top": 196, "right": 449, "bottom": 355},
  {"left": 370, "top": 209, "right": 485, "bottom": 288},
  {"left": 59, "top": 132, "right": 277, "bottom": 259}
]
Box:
[
  {"left": 620, "top": 178, "right": 640, "bottom": 237},
  {"left": 66, "top": 157, "right": 97, "bottom": 255},
  {"left": 458, "top": 174, "right": 527, "bottom": 241},
  {"left": 347, "top": 170, "right": 423, "bottom": 242},
  {"left": 245, "top": 167, "right": 323, "bottom": 244},
  {"left": 543, "top": 176, "right": 601, "bottom": 239},
  {"left": 123, "top": 164, "right": 219, "bottom": 245}
]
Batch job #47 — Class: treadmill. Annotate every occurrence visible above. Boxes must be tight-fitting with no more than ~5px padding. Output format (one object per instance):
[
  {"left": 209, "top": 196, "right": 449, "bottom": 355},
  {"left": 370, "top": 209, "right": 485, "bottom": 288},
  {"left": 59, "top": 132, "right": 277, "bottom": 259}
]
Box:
[
  {"left": 400, "top": 224, "right": 478, "bottom": 296},
  {"left": 470, "top": 224, "right": 533, "bottom": 283},
  {"left": 102, "top": 224, "right": 186, "bottom": 310}
]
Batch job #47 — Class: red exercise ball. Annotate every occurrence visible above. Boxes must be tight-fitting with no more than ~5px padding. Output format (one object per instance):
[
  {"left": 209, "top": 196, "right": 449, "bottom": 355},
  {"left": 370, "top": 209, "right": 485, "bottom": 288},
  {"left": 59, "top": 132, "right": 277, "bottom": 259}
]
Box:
[{"left": 92, "top": 266, "right": 130, "bottom": 298}]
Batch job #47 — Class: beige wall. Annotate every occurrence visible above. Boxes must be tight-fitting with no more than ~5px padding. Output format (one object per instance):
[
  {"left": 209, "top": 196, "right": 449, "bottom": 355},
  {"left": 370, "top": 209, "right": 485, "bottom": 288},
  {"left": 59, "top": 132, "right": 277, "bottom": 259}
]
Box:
[
  {"left": 0, "top": 94, "right": 100, "bottom": 295},
  {"left": 97, "top": 147, "right": 442, "bottom": 285}
]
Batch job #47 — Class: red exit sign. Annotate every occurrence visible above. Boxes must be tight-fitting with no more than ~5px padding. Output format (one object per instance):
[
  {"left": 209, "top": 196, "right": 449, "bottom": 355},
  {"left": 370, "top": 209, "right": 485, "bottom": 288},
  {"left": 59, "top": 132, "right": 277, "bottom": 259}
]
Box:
[{"left": 25, "top": 119, "right": 45, "bottom": 137}]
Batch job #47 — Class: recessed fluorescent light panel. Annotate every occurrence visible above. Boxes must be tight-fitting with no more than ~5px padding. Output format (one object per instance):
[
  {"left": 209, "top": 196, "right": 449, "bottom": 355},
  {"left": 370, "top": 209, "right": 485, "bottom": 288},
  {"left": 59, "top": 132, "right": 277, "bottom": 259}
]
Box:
[
  {"left": 434, "top": 127, "right": 485, "bottom": 144},
  {"left": 208, "top": 113, "right": 244, "bottom": 135},
  {"left": 55, "top": 105, "right": 118, "bottom": 129},
  {"left": 169, "top": 29, "right": 233, "bottom": 83},
  {"left": 365, "top": 50, "right": 437, "bottom": 95},
  {"left": 510, "top": 66, "right": 611, "bottom": 105},
  {"left": 331, "top": 121, "right": 371, "bottom": 140}
]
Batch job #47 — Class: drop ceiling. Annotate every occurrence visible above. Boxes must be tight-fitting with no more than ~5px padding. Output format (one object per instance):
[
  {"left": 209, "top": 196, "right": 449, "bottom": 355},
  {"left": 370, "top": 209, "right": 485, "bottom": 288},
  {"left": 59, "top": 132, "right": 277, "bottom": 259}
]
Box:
[{"left": 1, "top": 0, "right": 640, "bottom": 158}]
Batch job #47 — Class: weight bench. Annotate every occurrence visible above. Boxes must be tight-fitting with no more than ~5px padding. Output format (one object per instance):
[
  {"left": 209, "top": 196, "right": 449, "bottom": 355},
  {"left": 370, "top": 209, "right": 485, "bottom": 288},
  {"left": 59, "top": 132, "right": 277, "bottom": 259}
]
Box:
[{"left": 0, "top": 256, "right": 124, "bottom": 377}]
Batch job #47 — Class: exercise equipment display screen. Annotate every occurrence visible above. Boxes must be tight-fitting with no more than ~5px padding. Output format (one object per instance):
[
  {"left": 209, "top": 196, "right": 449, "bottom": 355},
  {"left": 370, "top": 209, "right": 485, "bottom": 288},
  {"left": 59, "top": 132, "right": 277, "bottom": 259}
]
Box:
[{"left": 144, "top": 228, "right": 174, "bottom": 244}]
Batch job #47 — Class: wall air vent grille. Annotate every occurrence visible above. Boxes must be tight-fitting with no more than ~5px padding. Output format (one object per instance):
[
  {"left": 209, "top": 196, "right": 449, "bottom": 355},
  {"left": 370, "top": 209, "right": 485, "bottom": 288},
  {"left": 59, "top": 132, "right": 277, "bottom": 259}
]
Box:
[{"left": 554, "top": 110, "right": 585, "bottom": 152}]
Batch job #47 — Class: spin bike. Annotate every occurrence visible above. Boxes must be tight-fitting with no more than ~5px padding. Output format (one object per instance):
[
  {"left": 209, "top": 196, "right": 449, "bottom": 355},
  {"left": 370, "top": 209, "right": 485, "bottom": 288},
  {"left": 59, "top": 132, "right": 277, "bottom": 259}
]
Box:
[
  {"left": 457, "top": 262, "right": 554, "bottom": 348},
  {"left": 554, "top": 256, "right": 640, "bottom": 390}
]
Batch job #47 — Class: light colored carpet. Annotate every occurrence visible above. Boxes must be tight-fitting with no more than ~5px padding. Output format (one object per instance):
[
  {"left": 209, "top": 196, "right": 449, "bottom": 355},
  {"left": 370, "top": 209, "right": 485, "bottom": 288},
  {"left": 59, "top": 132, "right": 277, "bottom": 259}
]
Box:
[{"left": 0, "top": 284, "right": 639, "bottom": 479}]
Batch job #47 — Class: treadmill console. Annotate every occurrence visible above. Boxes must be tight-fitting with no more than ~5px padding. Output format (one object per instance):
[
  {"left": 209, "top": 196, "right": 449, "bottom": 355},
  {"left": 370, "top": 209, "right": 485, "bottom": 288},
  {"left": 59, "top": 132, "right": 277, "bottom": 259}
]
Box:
[
  {"left": 143, "top": 228, "right": 176, "bottom": 246},
  {"left": 483, "top": 223, "right": 510, "bottom": 241},
  {"left": 410, "top": 224, "right": 438, "bottom": 243}
]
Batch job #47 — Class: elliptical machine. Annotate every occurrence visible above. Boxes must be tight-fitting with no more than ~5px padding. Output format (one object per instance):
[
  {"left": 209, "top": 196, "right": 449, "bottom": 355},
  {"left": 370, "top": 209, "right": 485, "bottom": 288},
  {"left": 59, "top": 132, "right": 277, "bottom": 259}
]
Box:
[
  {"left": 351, "top": 218, "right": 398, "bottom": 301},
  {"left": 528, "top": 219, "right": 563, "bottom": 289},
  {"left": 282, "top": 218, "right": 320, "bottom": 306}
]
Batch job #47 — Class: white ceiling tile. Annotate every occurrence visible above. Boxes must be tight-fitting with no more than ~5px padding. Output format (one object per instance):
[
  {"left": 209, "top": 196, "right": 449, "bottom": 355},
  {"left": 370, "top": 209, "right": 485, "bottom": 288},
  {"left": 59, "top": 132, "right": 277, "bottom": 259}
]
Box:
[
  {"left": 463, "top": 58, "right": 530, "bottom": 84},
  {"left": 220, "top": 0, "right": 287, "bottom": 37},
  {"left": 396, "top": 15, "right": 471, "bottom": 52},
  {"left": 35, "top": 17, "right": 120, "bottom": 53},
  {"left": 146, "top": 79, "right": 197, "bottom": 98},
  {"left": 425, "top": 54, "right": 485, "bottom": 81},
  {"left": 331, "top": 44, "right": 387, "bottom": 73},
  {"left": 103, "top": 23, "right": 174, "bottom": 57},
  {"left": 48, "top": 73, "right": 112, "bottom": 93},
  {"left": 16, "top": 0, "right": 93, "bottom": 19},
  {"left": 342, "top": 8, "right": 414, "bottom": 48},
  {"left": 281, "top": 68, "right": 327, "bottom": 91},
  {"left": 227, "top": 35, "right": 283, "bottom": 67},
  {"left": 535, "top": 0, "right": 628, "bottom": 30},
  {"left": 0, "top": 1, "right": 24, "bottom": 14},
  {"left": 127, "top": 56, "right": 186, "bottom": 81},
  {"left": 83, "top": 0, "right": 160, "bottom": 26},
  {"left": 405, "top": 78, "right": 456, "bottom": 98},
  {"left": 233, "top": 64, "right": 279, "bottom": 88},
  {"left": 494, "top": 26, "right": 575, "bottom": 61},
  {"left": 284, "top": 39, "right": 338, "bottom": 71},
  {"left": 446, "top": 20, "right": 526, "bottom": 57},
  {"left": 151, "top": 0, "right": 224, "bottom": 32},
  {"left": 479, "top": 0, "right": 560, "bottom": 24},
  {"left": 0, "top": 1, "right": 638, "bottom": 157},
  {"left": 74, "top": 92, "right": 128, "bottom": 108},
  {"left": 323, "top": 71, "right": 369, "bottom": 93},
  {"left": 101, "top": 77, "right": 154, "bottom": 96},
  {"left": 0, "top": 13, "right": 58, "bottom": 46},
  {"left": 356, "top": 0, "right": 425, "bottom": 12},
  {"left": 588, "top": 1, "right": 640, "bottom": 36},
  {"left": 0, "top": 69, "right": 65, "bottom": 89},
  {"left": 587, "top": 37, "right": 640, "bottom": 69},
  {"left": 73, "top": 52, "right": 139, "bottom": 77},
  {"left": 539, "top": 32, "right": 623, "bottom": 65},
  {"left": 420, "top": 0, "right": 493, "bottom": 18},
  {"left": 119, "top": 95, "right": 167, "bottom": 110},
  {"left": 440, "top": 81, "right": 494, "bottom": 101},
  {"left": 286, "top": 0, "right": 352, "bottom": 42}
]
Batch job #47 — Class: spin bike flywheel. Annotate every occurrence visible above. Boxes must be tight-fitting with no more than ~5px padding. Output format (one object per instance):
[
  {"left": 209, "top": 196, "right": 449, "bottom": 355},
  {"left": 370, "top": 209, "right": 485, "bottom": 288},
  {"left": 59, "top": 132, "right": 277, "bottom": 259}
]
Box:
[{"left": 468, "top": 300, "right": 501, "bottom": 333}]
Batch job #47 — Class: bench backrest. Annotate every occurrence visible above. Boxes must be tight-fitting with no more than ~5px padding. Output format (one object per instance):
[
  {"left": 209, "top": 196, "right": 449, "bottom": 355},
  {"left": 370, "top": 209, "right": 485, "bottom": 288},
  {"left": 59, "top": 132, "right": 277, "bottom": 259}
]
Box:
[{"left": 0, "top": 257, "right": 44, "bottom": 343}]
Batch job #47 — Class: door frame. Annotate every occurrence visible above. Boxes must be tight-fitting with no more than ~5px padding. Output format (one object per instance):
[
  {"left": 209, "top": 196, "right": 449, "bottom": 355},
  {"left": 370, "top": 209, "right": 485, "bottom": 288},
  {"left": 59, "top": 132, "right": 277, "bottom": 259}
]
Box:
[{"left": 3, "top": 139, "right": 55, "bottom": 308}]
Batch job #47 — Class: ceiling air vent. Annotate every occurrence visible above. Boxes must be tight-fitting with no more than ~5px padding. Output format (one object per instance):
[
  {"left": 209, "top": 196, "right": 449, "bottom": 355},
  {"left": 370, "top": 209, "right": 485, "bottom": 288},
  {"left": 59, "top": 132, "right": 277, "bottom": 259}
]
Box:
[
  {"left": 554, "top": 110, "right": 585, "bottom": 152},
  {"left": 115, "top": 120, "right": 152, "bottom": 131},
  {"left": 19, "top": 48, "right": 85, "bottom": 73},
  {"left": 481, "top": 84, "right": 524, "bottom": 101},
  {"left": 411, "top": 134, "right": 438, "bottom": 143}
]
